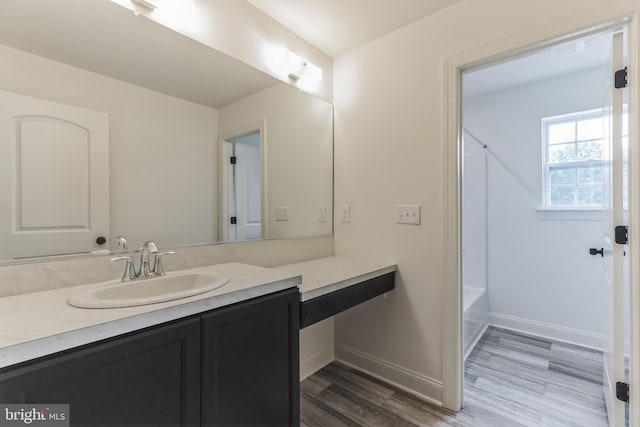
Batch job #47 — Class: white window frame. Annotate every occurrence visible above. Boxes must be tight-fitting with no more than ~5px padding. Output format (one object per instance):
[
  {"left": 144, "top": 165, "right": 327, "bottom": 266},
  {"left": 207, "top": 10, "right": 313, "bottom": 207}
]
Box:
[{"left": 540, "top": 108, "right": 604, "bottom": 216}]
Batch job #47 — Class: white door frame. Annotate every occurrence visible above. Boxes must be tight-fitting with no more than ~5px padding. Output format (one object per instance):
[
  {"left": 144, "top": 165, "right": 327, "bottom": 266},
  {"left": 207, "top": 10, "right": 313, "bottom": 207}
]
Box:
[
  {"left": 442, "top": 6, "right": 640, "bottom": 424},
  {"left": 218, "top": 120, "right": 267, "bottom": 241},
  {"left": 219, "top": 139, "right": 235, "bottom": 242},
  {"left": 603, "top": 30, "right": 627, "bottom": 426}
]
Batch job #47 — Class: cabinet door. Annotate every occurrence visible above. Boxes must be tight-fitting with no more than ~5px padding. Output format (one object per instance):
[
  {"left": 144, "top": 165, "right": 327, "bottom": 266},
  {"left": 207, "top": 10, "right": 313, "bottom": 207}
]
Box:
[
  {"left": 0, "top": 318, "right": 200, "bottom": 427},
  {"left": 201, "top": 288, "right": 300, "bottom": 427}
]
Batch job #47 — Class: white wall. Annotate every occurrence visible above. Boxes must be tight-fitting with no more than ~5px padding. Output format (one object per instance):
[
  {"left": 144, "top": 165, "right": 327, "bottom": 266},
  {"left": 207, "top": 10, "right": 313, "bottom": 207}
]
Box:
[
  {"left": 464, "top": 67, "right": 608, "bottom": 348},
  {"left": 219, "top": 83, "right": 333, "bottom": 239},
  {"left": 300, "top": 318, "right": 334, "bottom": 380},
  {"left": 332, "top": 0, "right": 638, "bottom": 406},
  {"left": 0, "top": 45, "right": 219, "bottom": 250}
]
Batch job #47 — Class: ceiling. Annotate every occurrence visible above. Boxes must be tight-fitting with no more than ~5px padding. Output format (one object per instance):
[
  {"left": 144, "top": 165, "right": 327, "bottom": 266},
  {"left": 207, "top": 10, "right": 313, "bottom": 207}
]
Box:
[
  {"left": 464, "top": 32, "right": 612, "bottom": 98},
  {"left": 246, "top": 0, "right": 461, "bottom": 57},
  {"left": 245, "top": 0, "right": 612, "bottom": 95}
]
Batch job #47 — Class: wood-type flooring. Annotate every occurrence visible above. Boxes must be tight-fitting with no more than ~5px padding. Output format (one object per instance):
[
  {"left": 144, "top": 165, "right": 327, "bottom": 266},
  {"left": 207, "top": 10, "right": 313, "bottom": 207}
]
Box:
[{"left": 300, "top": 326, "right": 611, "bottom": 426}]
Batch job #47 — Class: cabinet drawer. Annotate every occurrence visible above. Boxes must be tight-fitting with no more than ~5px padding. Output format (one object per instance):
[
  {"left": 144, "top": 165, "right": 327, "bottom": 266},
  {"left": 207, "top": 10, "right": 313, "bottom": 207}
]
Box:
[{"left": 300, "top": 272, "right": 395, "bottom": 328}]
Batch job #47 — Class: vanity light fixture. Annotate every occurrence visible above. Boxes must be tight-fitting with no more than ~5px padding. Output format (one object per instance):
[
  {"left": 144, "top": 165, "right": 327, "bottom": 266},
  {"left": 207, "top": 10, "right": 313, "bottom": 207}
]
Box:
[
  {"left": 285, "top": 51, "right": 309, "bottom": 80},
  {"left": 274, "top": 47, "right": 322, "bottom": 90},
  {"left": 131, "top": 0, "right": 158, "bottom": 12},
  {"left": 285, "top": 49, "right": 322, "bottom": 82}
]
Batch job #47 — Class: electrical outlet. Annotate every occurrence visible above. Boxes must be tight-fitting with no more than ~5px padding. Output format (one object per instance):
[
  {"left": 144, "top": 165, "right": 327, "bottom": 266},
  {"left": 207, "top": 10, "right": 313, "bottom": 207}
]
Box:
[
  {"left": 318, "top": 206, "right": 327, "bottom": 222},
  {"left": 275, "top": 206, "right": 289, "bottom": 221},
  {"left": 395, "top": 205, "right": 420, "bottom": 225},
  {"left": 340, "top": 205, "right": 350, "bottom": 223}
]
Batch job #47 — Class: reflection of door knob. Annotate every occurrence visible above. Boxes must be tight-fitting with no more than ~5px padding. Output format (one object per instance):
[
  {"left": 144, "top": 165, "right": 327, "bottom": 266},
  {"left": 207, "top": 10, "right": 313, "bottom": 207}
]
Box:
[
  {"left": 589, "top": 247, "right": 604, "bottom": 257},
  {"left": 96, "top": 236, "right": 107, "bottom": 245}
]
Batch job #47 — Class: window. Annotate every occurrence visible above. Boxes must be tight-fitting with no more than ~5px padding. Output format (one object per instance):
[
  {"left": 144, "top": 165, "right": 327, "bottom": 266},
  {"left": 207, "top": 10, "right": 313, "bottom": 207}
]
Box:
[{"left": 543, "top": 110, "right": 604, "bottom": 209}]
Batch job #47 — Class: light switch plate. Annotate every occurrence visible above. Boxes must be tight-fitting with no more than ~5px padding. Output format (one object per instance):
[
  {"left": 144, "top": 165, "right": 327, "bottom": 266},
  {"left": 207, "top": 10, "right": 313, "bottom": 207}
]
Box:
[
  {"left": 275, "top": 206, "right": 289, "bottom": 221},
  {"left": 340, "top": 205, "right": 350, "bottom": 223},
  {"left": 318, "top": 206, "right": 327, "bottom": 222},
  {"left": 396, "top": 205, "right": 420, "bottom": 225}
]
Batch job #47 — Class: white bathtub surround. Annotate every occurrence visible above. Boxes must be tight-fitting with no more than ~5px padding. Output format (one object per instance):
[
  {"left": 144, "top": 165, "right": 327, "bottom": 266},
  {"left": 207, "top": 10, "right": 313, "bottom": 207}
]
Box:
[
  {"left": 463, "top": 287, "right": 489, "bottom": 360},
  {"left": 462, "top": 126, "right": 489, "bottom": 360},
  {"left": 0, "top": 236, "right": 333, "bottom": 297},
  {"left": 0, "top": 263, "right": 301, "bottom": 369},
  {"left": 275, "top": 256, "right": 397, "bottom": 380}
]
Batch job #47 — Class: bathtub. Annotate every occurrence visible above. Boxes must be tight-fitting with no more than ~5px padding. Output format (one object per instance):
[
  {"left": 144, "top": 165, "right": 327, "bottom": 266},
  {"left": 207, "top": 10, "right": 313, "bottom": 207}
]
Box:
[{"left": 463, "top": 285, "right": 488, "bottom": 360}]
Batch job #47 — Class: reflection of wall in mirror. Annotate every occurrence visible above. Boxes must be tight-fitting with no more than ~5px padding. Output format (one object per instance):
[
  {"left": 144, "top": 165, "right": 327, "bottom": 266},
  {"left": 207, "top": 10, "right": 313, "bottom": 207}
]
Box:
[
  {"left": 0, "top": 44, "right": 219, "bottom": 255},
  {"left": 219, "top": 83, "right": 333, "bottom": 239}
]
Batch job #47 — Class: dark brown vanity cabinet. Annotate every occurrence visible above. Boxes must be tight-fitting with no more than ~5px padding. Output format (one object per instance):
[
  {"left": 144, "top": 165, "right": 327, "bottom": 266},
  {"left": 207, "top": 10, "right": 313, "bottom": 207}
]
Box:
[
  {"left": 0, "top": 317, "right": 201, "bottom": 427},
  {"left": 201, "top": 287, "right": 300, "bottom": 427},
  {"left": 0, "top": 288, "right": 300, "bottom": 427}
]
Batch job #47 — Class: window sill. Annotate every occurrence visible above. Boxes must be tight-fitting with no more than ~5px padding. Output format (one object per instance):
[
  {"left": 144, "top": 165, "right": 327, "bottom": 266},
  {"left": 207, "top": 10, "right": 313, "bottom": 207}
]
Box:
[{"left": 536, "top": 209, "right": 602, "bottom": 221}]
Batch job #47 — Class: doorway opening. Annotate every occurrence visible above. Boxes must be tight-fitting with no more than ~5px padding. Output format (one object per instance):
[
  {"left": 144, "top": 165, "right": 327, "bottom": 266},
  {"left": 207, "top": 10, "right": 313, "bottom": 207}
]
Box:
[
  {"left": 220, "top": 127, "right": 264, "bottom": 242},
  {"left": 460, "top": 28, "right": 630, "bottom": 426}
]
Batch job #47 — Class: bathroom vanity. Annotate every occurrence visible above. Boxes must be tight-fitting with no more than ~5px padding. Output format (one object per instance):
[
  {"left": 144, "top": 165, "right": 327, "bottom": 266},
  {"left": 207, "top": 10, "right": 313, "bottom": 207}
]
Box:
[
  {"left": 276, "top": 256, "right": 397, "bottom": 328},
  {"left": 0, "top": 257, "right": 396, "bottom": 426},
  {"left": 0, "top": 263, "right": 301, "bottom": 426},
  {"left": 0, "top": 289, "right": 299, "bottom": 426}
]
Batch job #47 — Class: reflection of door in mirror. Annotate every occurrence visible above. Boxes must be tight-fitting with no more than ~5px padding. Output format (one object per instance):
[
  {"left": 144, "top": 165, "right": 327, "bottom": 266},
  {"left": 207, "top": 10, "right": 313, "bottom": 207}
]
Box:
[
  {"left": 220, "top": 128, "right": 264, "bottom": 242},
  {"left": 234, "top": 133, "right": 262, "bottom": 241},
  {"left": 0, "top": 90, "right": 109, "bottom": 259}
]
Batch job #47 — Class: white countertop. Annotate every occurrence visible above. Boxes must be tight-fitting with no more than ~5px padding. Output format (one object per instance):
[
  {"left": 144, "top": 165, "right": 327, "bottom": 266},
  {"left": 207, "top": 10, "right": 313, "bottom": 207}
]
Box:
[
  {"left": 0, "top": 262, "right": 300, "bottom": 369},
  {"left": 0, "top": 256, "right": 397, "bottom": 370},
  {"left": 275, "top": 256, "right": 397, "bottom": 302}
]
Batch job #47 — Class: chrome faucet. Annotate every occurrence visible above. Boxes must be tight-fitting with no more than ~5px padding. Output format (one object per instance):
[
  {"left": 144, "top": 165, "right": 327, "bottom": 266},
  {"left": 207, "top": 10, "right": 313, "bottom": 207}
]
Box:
[
  {"left": 138, "top": 241, "right": 158, "bottom": 278},
  {"left": 114, "top": 235, "right": 128, "bottom": 250},
  {"left": 110, "top": 240, "right": 175, "bottom": 282}
]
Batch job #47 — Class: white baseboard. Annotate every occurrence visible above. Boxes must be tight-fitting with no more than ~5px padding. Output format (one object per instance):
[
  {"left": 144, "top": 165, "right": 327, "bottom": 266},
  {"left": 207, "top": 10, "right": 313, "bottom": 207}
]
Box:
[
  {"left": 488, "top": 312, "right": 604, "bottom": 350},
  {"left": 335, "top": 344, "right": 443, "bottom": 406},
  {"left": 300, "top": 347, "right": 334, "bottom": 381}
]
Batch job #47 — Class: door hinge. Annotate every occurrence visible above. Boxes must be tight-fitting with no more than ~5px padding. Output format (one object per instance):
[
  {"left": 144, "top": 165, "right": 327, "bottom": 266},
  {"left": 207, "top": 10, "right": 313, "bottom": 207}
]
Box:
[
  {"left": 615, "top": 225, "right": 628, "bottom": 245},
  {"left": 230, "top": 156, "right": 237, "bottom": 164},
  {"left": 615, "top": 67, "right": 628, "bottom": 89},
  {"left": 230, "top": 216, "right": 237, "bottom": 225},
  {"left": 616, "top": 381, "right": 629, "bottom": 402}
]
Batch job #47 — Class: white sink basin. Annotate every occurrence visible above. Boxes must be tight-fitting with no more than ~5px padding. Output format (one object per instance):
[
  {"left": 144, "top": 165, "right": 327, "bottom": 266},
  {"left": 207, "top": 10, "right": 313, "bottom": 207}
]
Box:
[{"left": 67, "top": 272, "right": 229, "bottom": 309}]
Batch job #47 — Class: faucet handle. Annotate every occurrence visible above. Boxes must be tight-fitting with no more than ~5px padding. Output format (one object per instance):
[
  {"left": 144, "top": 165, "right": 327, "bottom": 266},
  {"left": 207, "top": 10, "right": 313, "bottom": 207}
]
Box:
[
  {"left": 152, "top": 251, "right": 176, "bottom": 276},
  {"left": 110, "top": 256, "right": 136, "bottom": 282}
]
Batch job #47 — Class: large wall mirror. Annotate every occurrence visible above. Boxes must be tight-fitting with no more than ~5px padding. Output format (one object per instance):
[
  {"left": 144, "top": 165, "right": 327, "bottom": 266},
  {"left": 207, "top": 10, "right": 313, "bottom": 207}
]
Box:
[{"left": 0, "top": 0, "right": 333, "bottom": 261}]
